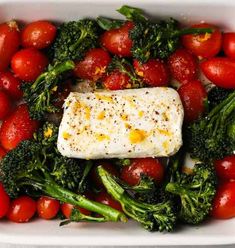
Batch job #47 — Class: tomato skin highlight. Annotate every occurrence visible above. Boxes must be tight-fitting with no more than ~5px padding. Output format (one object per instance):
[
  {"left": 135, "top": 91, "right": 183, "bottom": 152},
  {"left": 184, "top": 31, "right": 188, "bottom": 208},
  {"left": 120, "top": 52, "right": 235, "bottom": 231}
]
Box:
[
  {"left": 61, "top": 203, "right": 91, "bottom": 218},
  {"left": 200, "top": 57, "right": 235, "bottom": 89},
  {"left": 0, "top": 104, "right": 39, "bottom": 151},
  {"left": 0, "top": 21, "right": 20, "bottom": 72},
  {"left": 103, "top": 71, "right": 131, "bottom": 90},
  {"left": 222, "top": 32, "right": 235, "bottom": 59},
  {"left": 37, "top": 196, "right": 60, "bottom": 220},
  {"left": 121, "top": 158, "right": 164, "bottom": 186},
  {"left": 214, "top": 155, "right": 235, "bottom": 181},
  {"left": 0, "top": 71, "right": 23, "bottom": 100},
  {"left": 21, "top": 21, "right": 56, "bottom": 49},
  {"left": 11, "top": 48, "right": 48, "bottom": 82},
  {"left": 7, "top": 196, "right": 36, "bottom": 223},
  {"left": 0, "top": 90, "right": 13, "bottom": 120},
  {"left": 0, "top": 182, "right": 10, "bottom": 218},
  {"left": 211, "top": 181, "right": 235, "bottom": 219},
  {"left": 133, "top": 59, "right": 169, "bottom": 87},
  {"left": 167, "top": 48, "right": 197, "bottom": 85},
  {"left": 178, "top": 80, "right": 207, "bottom": 123},
  {"left": 74, "top": 48, "right": 111, "bottom": 81},
  {"left": 182, "top": 23, "right": 222, "bottom": 59},
  {"left": 100, "top": 21, "right": 134, "bottom": 57}
]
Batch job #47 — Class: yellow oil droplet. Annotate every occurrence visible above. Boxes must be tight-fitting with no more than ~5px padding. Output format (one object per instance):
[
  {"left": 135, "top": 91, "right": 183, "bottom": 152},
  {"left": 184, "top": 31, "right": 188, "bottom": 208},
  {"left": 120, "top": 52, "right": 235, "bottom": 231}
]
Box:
[{"left": 129, "top": 129, "right": 147, "bottom": 144}]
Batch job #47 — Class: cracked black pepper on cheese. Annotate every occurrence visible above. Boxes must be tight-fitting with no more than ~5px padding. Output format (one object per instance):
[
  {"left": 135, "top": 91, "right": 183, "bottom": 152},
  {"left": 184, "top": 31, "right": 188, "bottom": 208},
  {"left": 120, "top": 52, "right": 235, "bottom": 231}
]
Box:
[{"left": 57, "top": 87, "right": 184, "bottom": 159}]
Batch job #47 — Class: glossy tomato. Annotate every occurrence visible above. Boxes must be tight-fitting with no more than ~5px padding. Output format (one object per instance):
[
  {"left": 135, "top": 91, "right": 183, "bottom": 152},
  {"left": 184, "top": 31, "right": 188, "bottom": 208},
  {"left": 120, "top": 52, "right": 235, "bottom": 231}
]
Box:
[
  {"left": 167, "top": 48, "right": 197, "bottom": 84},
  {"left": 214, "top": 155, "right": 235, "bottom": 181},
  {"left": 61, "top": 203, "right": 91, "bottom": 218},
  {"left": 100, "top": 21, "right": 134, "bottom": 57},
  {"left": 0, "top": 21, "right": 20, "bottom": 71},
  {"left": 0, "top": 182, "right": 10, "bottom": 218},
  {"left": 200, "top": 57, "right": 235, "bottom": 89},
  {"left": 0, "top": 90, "right": 13, "bottom": 120},
  {"left": 11, "top": 48, "right": 48, "bottom": 82},
  {"left": 211, "top": 181, "right": 235, "bottom": 219},
  {"left": 7, "top": 196, "right": 36, "bottom": 223},
  {"left": 74, "top": 48, "right": 111, "bottom": 81},
  {"left": 178, "top": 80, "right": 207, "bottom": 123},
  {"left": 182, "top": 23, "right": 222, "bottom": 59},
  {"left": 37, "top": 196, "right": 60, "bottom": 220},
  {"left": 133, "top": 59, "right": 169, "bottom": 87},
  {"left": 103, "top": 70, "right": 131, "bottom": 90},
  {"left": 222, "top": 32, "right": 235, "bottom": 59},
  {"left": 21, "top": 21, "right": 56, "bottom": 49},
  {"left": 0, "top": 71, "right": 23, "bottom": 99},
  {"left": 120, "top": 158, "right": 164, "bottom": 186},
  {"left": 95, "top": 192, "right": 123, "bottom": 212},
  {"left": 0, "top": 104, "right": 39, "bottom": 151}
]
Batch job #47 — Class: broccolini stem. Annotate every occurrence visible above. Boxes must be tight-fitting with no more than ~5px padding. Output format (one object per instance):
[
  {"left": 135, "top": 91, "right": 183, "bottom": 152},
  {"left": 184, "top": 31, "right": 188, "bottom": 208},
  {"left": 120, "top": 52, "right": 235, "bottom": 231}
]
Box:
[
  {"left": 174, "top": 27, "right": 213, "bottom": 36},
  {"left": 69, "top": 29, "right": 88, "bottom": 52}
]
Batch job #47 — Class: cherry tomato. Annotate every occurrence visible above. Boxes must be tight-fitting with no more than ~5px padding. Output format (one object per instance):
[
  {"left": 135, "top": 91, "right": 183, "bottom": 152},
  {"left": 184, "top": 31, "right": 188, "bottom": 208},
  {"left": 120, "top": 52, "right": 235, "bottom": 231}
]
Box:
[
  {"left": 74, "top": 48, "right": 111, "bottom": 81},
  {"left": 182, "top": 23, "right": 222, "bottom": 59},
  {"left": 167, "top": 48, "right": 197, "bottom": 85},
  {"left": 103, "top": 70, "right": 131, "bottom": 90},
  {"left": 223, "top": 33, "right": 235, "bottom": 59},
  {"left": 211, "top": 181, "right": 235, "bottom": 219},
  {"left": 214, "top": 155, "right": 235, "bottom": 181},
  {"left": 120, "top": 158, "right": 164, "bottom": 186},
  {"left": 90, "top": 160, "right": 119, "bottom": 188},
  {"left": 37, "top": 196, "right": 60, "bottom": 220},
  {"left": 200, "top": 57, "right": 235, "bottom": 89},
  {"left": 0, "top": 146, "right": 7, "bottom": 159},
  {"left": 11, "top": 48, "right": 48, "bottom": 82},
  {"left": 0, "top": 71, "right": 23, "bottom": 99},
  {"left": 0, "top": 21, "right": 20, "bottom": 71},
  {"left": 0, "top": 104, "right": 39, "bottom": 151},
  {"left": 95, "top": 191, "right": 123, "bottom": 212},
  {"left": 21, "top": 21, "right": 56, "bottom": 49},
  {"left": 0, "top": 90, "right": 13, "bottom": 120},
  {"left": 100, "top": 21, "right": 134, "bottom": 57},
  {"left": 178, "top": 80, "right": 207, "bottom": 123},
  {"left": 133, "top": 59, "right": 169, "bottom": 87},
  {"left": 7, "top": 196, "right": 36, "bottom": 223},
  {"left": 0, "top": 182, "right": 10, "bottom": 218},
  {"left": 61, "top": 203, "right": 91, "bottom": 219}
]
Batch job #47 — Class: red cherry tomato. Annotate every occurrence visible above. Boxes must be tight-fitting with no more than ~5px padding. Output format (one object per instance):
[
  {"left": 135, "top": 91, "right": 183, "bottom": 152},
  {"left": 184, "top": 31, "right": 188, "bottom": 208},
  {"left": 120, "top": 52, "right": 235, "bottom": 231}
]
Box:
[
  {"left": 0, "top": 71, "right": 23, "bottom": 99},
  {"left": 100, "top": 21, "right": 134, "bottom": 57},
  {"left": 0, "top": 182, "right": 10, "bottom": 218},
  {"left": 178, "top": 80, "right": 207, "bottom": 123},
  {"left": 0, "top": 90, "right": 13, "bottom": 120},
  {"left": 74, "top": 48, "right": 111, "bottom": 81},
  {"left": 214, "top": 155, "right": 235, "bottom": 181},
  {"left": 103, "top": 70, "right": 131, "bottom": 90},
  {"left": 121, "top": 158, "right": 164, "bottom": 186},
  {"left": 211, "top": 181, "right": 235, "bottom": 219},
  {"left": 37, "top": 196, "right": 60, "bottom": 220},
  {"left": 0, "top": 21, "right": 20, "bottom": 72},
  {"left": 91, "top": 160, "right": 119, "bottom": 188},
  {"left": 133, "top": 59, "right": 169, "bottom": 87},
  {"left": 21, "top": 21, "right": 56, "bottom": 49},
  {"left": 200, "top": 57, "right": 235, "bottom": 89},
  {"left": 0, "top": 104, "right": 39, "bottom": 151},
  {"left": 61, "top": 203, "right": 91, "bottom": 219},
  {"left": 11, "top": 48, "right": 48, "bottom": 82},
  {"left": 182, "top": 23, "right": 222, "bottom": 59},
  {"left": 7, "top": 196, "right": 36, "bottom": 223},
  {"left": 167, "top": 48, "right": 197, "bottom": 85},
  {"left": 95, "top": 192, "right": 123, "bottom": 212},
  {"left": 223, "top": 33, "right": 235, "bottom": 59},
  {"left": 0, "top": 146, "right": 7, "bottom": 159}
]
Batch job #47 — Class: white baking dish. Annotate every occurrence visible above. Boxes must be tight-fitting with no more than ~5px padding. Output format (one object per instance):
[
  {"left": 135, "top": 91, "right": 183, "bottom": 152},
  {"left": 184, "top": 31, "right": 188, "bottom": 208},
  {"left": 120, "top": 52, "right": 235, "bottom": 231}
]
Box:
[{"left": 0, "top": 0, "right": 235, "bottom": 246}]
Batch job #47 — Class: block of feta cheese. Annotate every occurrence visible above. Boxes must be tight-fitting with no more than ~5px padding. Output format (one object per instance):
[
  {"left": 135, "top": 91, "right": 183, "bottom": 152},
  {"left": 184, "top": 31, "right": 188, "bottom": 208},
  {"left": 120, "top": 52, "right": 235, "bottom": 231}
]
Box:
[{"left": 57, "top": 87, "right": 184, "bottom": 159}]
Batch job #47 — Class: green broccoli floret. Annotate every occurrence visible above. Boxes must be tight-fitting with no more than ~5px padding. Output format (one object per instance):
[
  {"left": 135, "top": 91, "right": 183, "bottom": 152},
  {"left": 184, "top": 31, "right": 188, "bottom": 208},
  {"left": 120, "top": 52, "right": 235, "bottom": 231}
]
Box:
[
  {"left": 186, "top": 91, "right": 235, "bottom": 162},
  {"left": 98, "top": 166, "right": 176, "bottom": 232},
  {"left": 22, "top": 60, "right": 75, "bottom": 120},
  {"left": 51, "top": 20, "right": 99, "bottom": 62},
  {"left": 0, "top": 123, "right": 126, "bottom": 223},
  {"left": 165, "top": 156, "right": 216, "bottom": 225}
]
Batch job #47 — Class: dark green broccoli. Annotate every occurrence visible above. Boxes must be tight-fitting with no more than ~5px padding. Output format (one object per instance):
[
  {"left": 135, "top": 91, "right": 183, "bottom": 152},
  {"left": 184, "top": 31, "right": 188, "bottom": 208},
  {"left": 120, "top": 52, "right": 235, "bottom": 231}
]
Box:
[
  {"left": 0, "top": 123, "right": 126, "bottom": 223},
  {"left": 186, "top": 91, "right": 235, "bottom": 162},
  {"left": 22, "top": 60, "right": 75, "bottom": 120},
  {"left": 165, "top": 155, "right": 216, "bottom": 225},
  {"left": 51, "top": 20, "right": 99, "bottom": 62},
  {"left": 98, "top": 166, "right": 176, "bottom": 232}
]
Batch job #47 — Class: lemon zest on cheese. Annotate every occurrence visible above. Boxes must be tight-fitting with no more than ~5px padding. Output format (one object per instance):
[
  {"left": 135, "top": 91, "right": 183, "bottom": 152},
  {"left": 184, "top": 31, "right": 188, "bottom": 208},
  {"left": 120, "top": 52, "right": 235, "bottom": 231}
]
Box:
[
  {"left": 129, "top": 129, "right": 147, "bottom": 144},
  {"left": 97, "top": 111, "right": 105, "bottom": 120}
]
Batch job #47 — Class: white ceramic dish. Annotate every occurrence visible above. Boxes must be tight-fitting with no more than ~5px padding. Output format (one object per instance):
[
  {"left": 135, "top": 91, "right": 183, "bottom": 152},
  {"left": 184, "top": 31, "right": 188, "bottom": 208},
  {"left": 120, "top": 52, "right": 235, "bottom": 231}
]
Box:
[{"left": 0, "top": 0, "right": 235, "bottom": 246}]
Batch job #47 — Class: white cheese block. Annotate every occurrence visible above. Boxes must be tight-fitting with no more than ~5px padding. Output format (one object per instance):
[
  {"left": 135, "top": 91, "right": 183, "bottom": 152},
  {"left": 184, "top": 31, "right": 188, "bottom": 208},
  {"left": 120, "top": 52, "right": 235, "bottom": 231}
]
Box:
[{"left": 57, "top": 87, "right": 184, "bottom": 159}]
